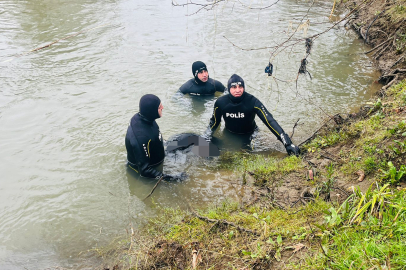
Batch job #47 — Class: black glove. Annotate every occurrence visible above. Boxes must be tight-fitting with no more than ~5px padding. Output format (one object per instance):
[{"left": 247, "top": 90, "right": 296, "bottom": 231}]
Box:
[
  {"left": 162, "top": 172, "right": 187, "bottom": 182},
  {"left": 285, "top": 144, "right": 301, "bottom": 156},
  {"left": 280, "top": 132, "right": 301, "bottom": 157}
]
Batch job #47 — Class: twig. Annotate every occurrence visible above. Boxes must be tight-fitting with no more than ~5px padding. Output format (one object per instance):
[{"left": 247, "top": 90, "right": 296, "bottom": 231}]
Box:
[
  {"left": 381, "top": 69, "right": 406, "bottom": 91},
  {"left": 331, "top": 187, "right": 350, "bottom": 197},
  {"left": 188, "top": 204, "right": 260, "bottom": 236},
  {"left": 143, "top": 176, "right": 163, "bottom": 200},
  {"left": 237, "top": 0, "right": 280, "bottom": 10},
  {"left": 329, "top": 0, "right": 336, "bottom": 19},
  {"left": 290, "top": 119, "right": 300, "bottom": 139},
  {"left": 364, "top": 35, "right": 393, "bottom": 54},
  {"left": 365, "top": 9, "right": 386, "bottom": 43},
  {"left": 389, "top": 53, "right": 405, "bottom": 69}
]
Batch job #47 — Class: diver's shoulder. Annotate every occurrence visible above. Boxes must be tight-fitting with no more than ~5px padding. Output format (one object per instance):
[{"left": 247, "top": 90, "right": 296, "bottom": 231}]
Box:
[{"left": 179, "top": 79, "right": 195, "bottom": 92}]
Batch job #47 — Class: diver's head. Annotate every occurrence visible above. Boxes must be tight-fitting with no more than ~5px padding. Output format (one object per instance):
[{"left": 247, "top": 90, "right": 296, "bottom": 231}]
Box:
[
  {"left": 228, "top": 74, "right": 245, "bottom": 98},
  {"left": 192, "top": 61, "right": 209, "bottom": 83},
  {"left": 139, "top": 94, "right": 162, "bottom": 120}
]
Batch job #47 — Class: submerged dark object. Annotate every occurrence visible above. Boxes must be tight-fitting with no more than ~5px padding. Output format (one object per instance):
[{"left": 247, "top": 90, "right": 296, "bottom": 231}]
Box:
[
  {"left": 305, "top": 38, "right": 313, "bottom": 54},
  {"left": 166, "top": 133, "right": 220, "bottom": 157},
  {"left": 298, "top": 58, "right": 312, "bottom": 79},
  {"left": 264, "top": 62, "right": 273, "bottom": 76}
]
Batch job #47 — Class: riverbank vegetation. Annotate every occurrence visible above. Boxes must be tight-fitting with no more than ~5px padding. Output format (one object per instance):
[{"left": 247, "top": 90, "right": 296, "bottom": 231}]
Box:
[{"left": 98, "top": 0, "right": 406, "bottom": 269}]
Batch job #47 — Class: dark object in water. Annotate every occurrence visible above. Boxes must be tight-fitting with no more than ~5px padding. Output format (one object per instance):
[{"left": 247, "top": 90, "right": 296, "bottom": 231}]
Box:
[
  {"left": 305, "top": 38, "right": 313, "bottom": 54},
  {"left": 298, "top": 58, "right": 312, "bottom": 79},
  {"left": 264, "top": 62, "right": 273, "bottom": 76},
  {"left": 166, "top": 133, "right": 220, "bottom": 157}
]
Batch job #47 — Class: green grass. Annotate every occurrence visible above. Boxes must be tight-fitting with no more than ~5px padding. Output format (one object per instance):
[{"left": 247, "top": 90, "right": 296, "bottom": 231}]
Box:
[{"left": 299, "top": 186, "right": 406, "bottom": 270}]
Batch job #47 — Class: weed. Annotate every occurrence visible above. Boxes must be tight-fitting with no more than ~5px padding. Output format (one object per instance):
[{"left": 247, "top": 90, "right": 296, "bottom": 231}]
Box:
[
  {"left": 389, "top": 120, "right": 406, "bottom": 136},
  {"left": 305, "top": 131, "right": 346, "bottom": 150},
  {"left": 389, "top": 140, "right": 406, "bottom": 155},
  {"left": 380, "top": 161, "right": 406, "bottom": 185},
  {"left": 350, "top": 183, "right": 393, "bottom": 223},
  {"left": 395, "top": 32, "right": 406, "bottom": 53},
  {"left": 304, "top": 187, "right": 406, "bottom": 269},
  {"left": 363, "top": 156, "right": 377, "bottom": 174}
]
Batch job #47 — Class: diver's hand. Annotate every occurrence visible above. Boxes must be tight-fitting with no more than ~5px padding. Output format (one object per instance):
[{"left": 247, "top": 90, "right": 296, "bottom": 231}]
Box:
[
  {"left": 280, "top": 132, "right": 300, "bottom": 156},
  {"left": 285, "top": 144, "right": 301, "bottom": 156}
]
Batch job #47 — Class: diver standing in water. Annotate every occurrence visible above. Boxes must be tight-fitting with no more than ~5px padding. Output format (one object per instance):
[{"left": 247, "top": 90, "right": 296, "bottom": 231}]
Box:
[
  {"left": 125, "top": 94, "right": 184, "bottom": 181},
  {"left": 203, "top": 74, "right": 300, "bottom": 156},
  {"left": 179, "top": 61, "right": 226, "bottom": 96}
]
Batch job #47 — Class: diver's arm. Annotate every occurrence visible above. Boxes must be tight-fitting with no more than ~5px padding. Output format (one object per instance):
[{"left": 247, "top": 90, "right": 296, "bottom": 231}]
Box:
[
  {"left": 214, "top": 80, "right": 226, "bottom": 93},
  {"left": 253, "top": 99, "right": 284, "bottom": 139},
  {"left": 203, "top": 101, "right": 222, "bottom": 141},
  {"left": 254, "top": 99, "right": 300, "bottom": 156}
]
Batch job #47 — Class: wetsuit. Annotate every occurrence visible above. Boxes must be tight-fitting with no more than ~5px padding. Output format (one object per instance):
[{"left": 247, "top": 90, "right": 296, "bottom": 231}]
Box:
[
  {"left": 206, "top": 91, "right": 285, "bottom": 140},
  {"left": 179, "top": 78, "right": 226, "bottom": 96},
  {"left": 204, "top": 74, "right": 300, "bottom": 156},
  {"left": 125, "top": 113, "right": 165, "bottom": 178},
  {"left": 125, "top": 94, "right": 164, "bottom": 179}
]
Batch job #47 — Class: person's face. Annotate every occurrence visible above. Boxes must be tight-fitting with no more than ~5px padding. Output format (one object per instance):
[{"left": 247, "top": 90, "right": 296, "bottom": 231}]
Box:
[
  {"left": 197, "top": 70, "right": 209, "bottom": 82},
  {"left": 158, "top": 103, "right": 163, "bottom": 117},
  {"left": 230, "top": 84, "right": 244, "bottom": 97}
]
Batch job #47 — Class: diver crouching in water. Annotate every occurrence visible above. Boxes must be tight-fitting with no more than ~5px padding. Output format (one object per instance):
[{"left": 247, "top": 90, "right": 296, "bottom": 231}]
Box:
[
  {"left": 179, "top": 61, "right": 226, "bottom": 96},
  {"left": 125, "top": 94, "right": 185, "bottom": 181},
  {"left": 203, "top": 74, "right": 300, "bottom": 156}
]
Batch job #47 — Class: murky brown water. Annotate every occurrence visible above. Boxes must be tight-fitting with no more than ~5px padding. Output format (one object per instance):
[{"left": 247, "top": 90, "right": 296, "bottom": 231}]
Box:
[{"left": 0, "top": 0, "right": 380, "bottom": 268}]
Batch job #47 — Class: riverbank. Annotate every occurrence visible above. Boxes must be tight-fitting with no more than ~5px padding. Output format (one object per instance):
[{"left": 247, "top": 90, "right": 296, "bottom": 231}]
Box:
[{"left": 98, "top": 0, "right": 406, "bottom": 269}]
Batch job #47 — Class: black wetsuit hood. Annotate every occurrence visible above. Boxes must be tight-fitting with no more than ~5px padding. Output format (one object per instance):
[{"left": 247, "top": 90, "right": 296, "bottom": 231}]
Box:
[
  {"left": 192, "top": 61, "right": 208, "bottom": 85},
  {"left": 139, "top": 94, "right": 161, "bottom": 121},
  {"left": 227, "top": 74, "right": 246, "bottom": 103}
]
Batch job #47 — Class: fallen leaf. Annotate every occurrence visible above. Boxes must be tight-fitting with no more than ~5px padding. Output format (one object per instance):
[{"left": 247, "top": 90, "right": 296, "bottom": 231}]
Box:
[
  {"left": 356, "top": 170, "right": 365, "bottom": 182},
  {"left": 292, "top": 243, "right": 306, "bottom": 253},
  {"left": 308, "top": 170, "right": 313, "bottom": 180}
]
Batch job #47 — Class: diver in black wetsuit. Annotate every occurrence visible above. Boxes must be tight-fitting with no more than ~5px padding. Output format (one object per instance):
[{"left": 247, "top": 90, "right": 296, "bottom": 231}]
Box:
[
  {"left": 179, "top": 61, "right": 226, "bottom": 96},
  {"left": 203, "top": 74, "right": 301, "bottom": 156},
  {"left": 125, "top": 94, "right": 183, "bottom": 181}
]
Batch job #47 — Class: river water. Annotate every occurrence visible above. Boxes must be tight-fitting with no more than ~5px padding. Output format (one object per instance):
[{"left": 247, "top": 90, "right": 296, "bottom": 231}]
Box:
[{"left": 0, "top": 0, "right": 380, "bottom": 268}]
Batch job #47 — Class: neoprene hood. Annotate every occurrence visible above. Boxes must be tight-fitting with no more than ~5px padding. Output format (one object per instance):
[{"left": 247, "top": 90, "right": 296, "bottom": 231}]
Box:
[
  {"left": 227, "top": 74, "right": 245, "bottom": 90},
  {"left": 192, "top": 61, "right": 207, "bottom": 80},
  {"left": 139, "top": 94, "right": 161, "bottom": 121}
]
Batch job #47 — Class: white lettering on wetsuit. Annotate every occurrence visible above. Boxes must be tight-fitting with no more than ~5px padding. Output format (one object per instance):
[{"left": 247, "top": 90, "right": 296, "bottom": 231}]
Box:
[
  {"left": 142, "top": 143, "right": 148, "bottom": 157},
  {"left": 226, "top": 112, "right": 245, "bottom": 118}
]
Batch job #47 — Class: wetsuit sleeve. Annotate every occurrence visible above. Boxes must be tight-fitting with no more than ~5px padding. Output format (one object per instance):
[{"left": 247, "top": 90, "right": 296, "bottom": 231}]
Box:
[
  {"left": 131, "top": 135, "right": 163, "bottom": 179},
  {"left": 253, "top": 99, "right": 285, "bottom": 140},
  {"left": 209, "top": 100, "right": 222, "bottom": 132},
  {"left": 214, "top": 80, "right": 226, "bottom": 93},
  {"left": 203, "top": 100, "right": 222, "bottom": 140}
]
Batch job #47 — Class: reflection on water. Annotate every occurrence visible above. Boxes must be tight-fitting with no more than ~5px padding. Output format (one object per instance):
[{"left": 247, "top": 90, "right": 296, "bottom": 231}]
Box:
[{"left": 0, "top": 0, "right": 381, "bottom": 268}]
